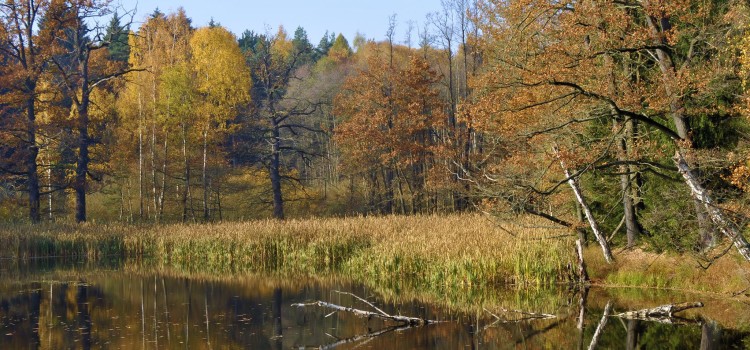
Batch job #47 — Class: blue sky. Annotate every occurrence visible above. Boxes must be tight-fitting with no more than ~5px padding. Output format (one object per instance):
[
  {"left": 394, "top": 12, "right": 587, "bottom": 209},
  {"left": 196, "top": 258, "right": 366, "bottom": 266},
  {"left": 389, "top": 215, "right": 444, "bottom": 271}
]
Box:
[{"left": 114, "top": 0, "right": 444, "bottom": 44}]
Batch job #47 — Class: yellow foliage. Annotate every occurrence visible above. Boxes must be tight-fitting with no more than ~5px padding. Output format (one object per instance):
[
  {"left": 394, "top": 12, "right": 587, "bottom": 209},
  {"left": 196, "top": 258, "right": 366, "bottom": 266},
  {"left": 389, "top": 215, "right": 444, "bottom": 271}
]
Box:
[{"left": 190, "top": 26, "right": 251, "bottom": 123}]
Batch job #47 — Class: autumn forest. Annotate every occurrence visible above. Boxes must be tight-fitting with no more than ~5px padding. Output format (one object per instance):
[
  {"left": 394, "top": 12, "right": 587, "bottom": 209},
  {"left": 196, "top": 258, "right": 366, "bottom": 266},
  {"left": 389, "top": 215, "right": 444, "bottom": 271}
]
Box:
[{"left": 4, "top": 0, "right": 750, "bottom": 263}]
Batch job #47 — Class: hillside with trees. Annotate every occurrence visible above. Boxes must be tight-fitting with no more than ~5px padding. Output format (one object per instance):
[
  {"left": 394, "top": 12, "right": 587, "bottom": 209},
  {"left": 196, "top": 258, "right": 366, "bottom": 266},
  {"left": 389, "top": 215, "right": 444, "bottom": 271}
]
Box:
[{"left": 3, "top": 0, "right": 750, "bottom": 261}]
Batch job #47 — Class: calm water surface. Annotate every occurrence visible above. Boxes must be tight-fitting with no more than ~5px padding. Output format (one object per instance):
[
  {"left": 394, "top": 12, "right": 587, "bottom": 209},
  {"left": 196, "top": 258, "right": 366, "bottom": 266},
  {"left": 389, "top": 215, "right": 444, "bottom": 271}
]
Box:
[{"left": 0, "top": 258, "right": 749, "bottom": 349}]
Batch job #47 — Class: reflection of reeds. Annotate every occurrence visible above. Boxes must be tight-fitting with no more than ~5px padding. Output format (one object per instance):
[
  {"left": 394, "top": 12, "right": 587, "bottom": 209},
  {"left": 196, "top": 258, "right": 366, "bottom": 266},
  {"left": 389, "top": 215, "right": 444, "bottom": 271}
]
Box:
[{"left": 0, "top": 214, "right": 575, "bottom": 287}]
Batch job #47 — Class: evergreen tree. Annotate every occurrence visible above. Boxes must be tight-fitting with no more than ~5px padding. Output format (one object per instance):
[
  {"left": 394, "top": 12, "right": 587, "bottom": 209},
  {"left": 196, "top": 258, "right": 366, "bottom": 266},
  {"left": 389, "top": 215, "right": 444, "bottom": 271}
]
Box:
[
  {"left": 238, "top": 30, "right": 261, "bottom": 55},
  {"left": 292, "top": 26, "right": 313, "bottom": 63},
  {"left": 150, "top": 8, "right": 164, "bottom": 19},
  {"left": 105, "top": 11, "right": 130, "bottom": 62},
  {"left": 315, "top": 31, "right": 335, "bottom": 60}
]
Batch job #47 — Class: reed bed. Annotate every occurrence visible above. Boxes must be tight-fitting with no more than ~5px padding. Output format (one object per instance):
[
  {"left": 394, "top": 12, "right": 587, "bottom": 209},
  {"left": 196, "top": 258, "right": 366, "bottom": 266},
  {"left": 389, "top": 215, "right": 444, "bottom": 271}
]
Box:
[{"left": 0, "top": 214, "right": 576, "bottom": 287}]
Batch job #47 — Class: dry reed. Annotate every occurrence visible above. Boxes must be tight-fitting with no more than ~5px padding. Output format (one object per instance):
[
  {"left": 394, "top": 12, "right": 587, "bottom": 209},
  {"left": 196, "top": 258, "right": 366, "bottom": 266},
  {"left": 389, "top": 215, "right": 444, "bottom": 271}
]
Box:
[{"left": 0, "top": 214, "right": 576, "bottom": 287}]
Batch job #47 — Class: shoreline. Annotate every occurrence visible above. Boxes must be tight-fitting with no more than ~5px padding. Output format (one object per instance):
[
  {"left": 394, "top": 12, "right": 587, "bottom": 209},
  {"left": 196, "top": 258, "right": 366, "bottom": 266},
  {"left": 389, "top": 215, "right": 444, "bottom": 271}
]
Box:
[{"left": 1, "top": 214, "right": 748, "bottom": 298}]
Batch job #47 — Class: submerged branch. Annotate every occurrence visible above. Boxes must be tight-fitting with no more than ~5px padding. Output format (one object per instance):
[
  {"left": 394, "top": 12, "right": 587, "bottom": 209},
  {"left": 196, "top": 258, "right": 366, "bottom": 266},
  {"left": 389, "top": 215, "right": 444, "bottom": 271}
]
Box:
[{"left": 615, "top": 302, "right": 704, "bottom": 320}]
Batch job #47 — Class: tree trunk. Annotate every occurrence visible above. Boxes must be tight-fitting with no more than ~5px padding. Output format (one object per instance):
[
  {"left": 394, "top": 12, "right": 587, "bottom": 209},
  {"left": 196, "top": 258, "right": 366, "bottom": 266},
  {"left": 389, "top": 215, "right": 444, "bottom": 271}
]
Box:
[
  {"left": 216, "top": 181, "right": 222, "bottom": 222},
  {"left": 555, "top": 146, "right": 614, "bottom": 263},
  {"left": 202, "top": 129, "right": 209, "bottom": 221},
  {"left": 75, "top": 115, "right": 89, "bottom": 223},
  {"left": 383, "top": 167, "right": 395, "bottom": 214},
  {"left": 181, "top": 130, "right": 189, "bottom": 222},
  {"left": 126, "top": 179, "right": 133, "bottom": 222},
  {"left": 575, "top": 239, "right": 589, "bottom": 284},
  {"left": 270, "top": 117, "right": 284, "bottom": 219},
  {"left": 138, "top": 92, "right": 144, "bottom": 220},
  {"left": 46, "top": 158, "right": 53, "bottom": 220},
  {"left": 396, "top": 175, "right": 407, "bottom": 214},
  {"left": 645, "top": 10, "right": 713, "bottom": 245},
  {"left": 26, "top": 93, "right": 41, "bottom": 223},
  {"left": 626, "top": 119, "right": 644, "bottom": 213},
  {"left": 574, "top": 200, "right": 587, "bottom": 244},
  {"left": 674, "top": 150, "right": 750, "bottom": 261},
  {"left": 158, "top": 136, "right": 167, "bottom": 222},
  {"left": 367, "top": 171, "right": 380, "bottom": 213},
  {"left": 695, "top": 199, "right": 714, "bottom": 250},
  {"left": 75, "top": 58, "right": 91, "bottom": 223},
  {"left": 181, "top": 122, "right": 191, "bottom": 222},
  {"left": 614, "top": 120, "right": 641, "bottom": 248}
]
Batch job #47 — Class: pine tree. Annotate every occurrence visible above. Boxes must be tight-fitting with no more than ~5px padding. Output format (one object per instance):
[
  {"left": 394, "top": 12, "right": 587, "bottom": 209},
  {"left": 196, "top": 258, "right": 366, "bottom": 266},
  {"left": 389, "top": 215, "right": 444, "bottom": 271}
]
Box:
[
  {"left": 292, "top": 26, "right": 313, "bottom": 63},
  {"left": 105, "top": 11, "right": 130, "bottom": 62}
]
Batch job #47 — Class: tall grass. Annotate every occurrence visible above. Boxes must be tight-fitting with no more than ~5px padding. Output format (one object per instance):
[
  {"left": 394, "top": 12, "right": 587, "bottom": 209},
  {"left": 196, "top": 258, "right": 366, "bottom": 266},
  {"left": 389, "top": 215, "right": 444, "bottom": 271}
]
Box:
[{"left": 0, "top": 214, "right": 576, "bottom": 287}]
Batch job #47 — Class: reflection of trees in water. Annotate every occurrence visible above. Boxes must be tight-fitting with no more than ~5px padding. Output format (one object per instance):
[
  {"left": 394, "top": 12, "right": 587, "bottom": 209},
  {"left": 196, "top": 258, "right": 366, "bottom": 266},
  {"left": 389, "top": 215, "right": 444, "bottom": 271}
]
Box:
[
  {"left": 701, "top": 321, "right": 721, "bottom": 350},
  {"left": 1, "top": 272, "right": 750, "bottom": 349},
  {"left": 273, "top": 288, "right": 282, "bottom": 350},
  {"left": 76, "top": 280, "right": 92, "bottom": 350},
  {"left": 586, "top": 305, "right": 745, "bottom": 349}
]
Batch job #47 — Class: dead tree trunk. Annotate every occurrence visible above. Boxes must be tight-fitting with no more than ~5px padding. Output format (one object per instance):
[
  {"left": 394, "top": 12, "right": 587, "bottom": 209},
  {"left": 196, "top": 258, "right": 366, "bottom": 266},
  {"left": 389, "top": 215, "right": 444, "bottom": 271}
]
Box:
[
  {"left": 555, "top": 146, "right": 614, "bottom": 263},
  {"left": 674, "top": 150, "right": 750, "bottom": 261}
]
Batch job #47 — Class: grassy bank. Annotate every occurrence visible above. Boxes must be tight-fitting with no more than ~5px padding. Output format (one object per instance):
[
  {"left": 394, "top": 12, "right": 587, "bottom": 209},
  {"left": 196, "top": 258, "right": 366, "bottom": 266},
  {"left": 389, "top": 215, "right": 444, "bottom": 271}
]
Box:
[
  {"left": 586, "top": 246, "right": 750, "bottom": 295},
  {"left": 1, "top": 214, "right": 749, "bottom": 295},
  {"left": 0, "top": 214, "right": 574, "bottom": 288}
]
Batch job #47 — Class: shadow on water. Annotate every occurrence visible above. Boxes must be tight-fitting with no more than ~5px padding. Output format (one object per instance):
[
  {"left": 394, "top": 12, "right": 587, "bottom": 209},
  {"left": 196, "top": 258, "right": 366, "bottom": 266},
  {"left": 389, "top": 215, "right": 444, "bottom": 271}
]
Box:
[{"left": 0, "top": 258, "right": 749, "bottom": 349}]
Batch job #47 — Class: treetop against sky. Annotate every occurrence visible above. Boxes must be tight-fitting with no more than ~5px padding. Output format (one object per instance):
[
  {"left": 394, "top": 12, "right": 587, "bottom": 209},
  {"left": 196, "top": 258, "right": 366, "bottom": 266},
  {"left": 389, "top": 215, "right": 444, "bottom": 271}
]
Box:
[{"left": 114, "top": 0, "right": 443, "bottom": 43}]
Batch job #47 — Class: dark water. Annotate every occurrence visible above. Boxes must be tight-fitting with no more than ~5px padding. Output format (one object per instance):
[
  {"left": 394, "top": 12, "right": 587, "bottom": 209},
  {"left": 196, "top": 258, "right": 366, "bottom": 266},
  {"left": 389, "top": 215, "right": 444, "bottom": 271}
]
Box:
[{"left": 0, "top": 258, "right": 749, "bottom": 349}]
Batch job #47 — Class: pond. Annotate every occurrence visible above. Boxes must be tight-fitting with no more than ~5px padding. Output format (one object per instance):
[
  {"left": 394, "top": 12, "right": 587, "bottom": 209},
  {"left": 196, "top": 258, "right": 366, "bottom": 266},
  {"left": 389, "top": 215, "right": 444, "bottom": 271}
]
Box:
[{"left": 0, "top": 258, "right": 749, "bottom": 349}]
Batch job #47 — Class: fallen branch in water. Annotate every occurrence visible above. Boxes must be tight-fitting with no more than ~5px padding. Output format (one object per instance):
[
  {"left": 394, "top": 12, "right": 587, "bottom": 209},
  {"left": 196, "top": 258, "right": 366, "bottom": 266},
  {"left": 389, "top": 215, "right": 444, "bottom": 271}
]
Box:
[
  {"left": 615, "top": 302, "right": 704, "bottom": 320},
  {"left": 483, "top": 307, "right": 556, "bottom": 325},
  {"left": 292, "top": 291, "right": 439, "bottom": 326}
]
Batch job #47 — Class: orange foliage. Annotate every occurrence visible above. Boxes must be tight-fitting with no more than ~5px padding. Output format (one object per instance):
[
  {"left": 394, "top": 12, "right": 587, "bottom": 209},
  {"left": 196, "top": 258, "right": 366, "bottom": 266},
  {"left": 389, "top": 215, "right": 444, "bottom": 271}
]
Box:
[{"left": 334, "top": 52, "right": 447, "bottom": 176}]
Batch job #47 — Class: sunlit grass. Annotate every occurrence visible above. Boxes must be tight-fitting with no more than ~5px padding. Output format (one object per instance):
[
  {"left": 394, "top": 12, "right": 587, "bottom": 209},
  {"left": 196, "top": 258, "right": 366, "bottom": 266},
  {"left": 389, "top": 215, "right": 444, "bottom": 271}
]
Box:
[
  {"left": 3, "top": 215, "right": 750, "bottom": 295},
  {"left": 0, "top": 214, "right": 576, "bottom": 288},
  {"left": 586, "top": 246, "right": 750, "bottom": 295}
]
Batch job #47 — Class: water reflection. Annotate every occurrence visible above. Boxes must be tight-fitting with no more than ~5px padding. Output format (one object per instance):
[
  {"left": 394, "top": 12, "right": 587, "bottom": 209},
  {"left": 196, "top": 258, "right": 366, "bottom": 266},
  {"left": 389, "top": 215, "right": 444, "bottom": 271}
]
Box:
[{"left": 0, "top": 259, "right": 748, "bottom": 349}]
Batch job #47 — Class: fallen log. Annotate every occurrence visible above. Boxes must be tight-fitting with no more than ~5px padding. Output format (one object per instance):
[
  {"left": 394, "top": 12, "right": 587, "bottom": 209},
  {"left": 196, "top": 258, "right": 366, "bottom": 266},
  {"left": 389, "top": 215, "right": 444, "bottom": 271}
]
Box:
[
  {"left": 615, "top": 302, "right": 704, "bottom": 319},
  {"left": 292, "top": 291, "right": 439, "bottom": 326}
]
